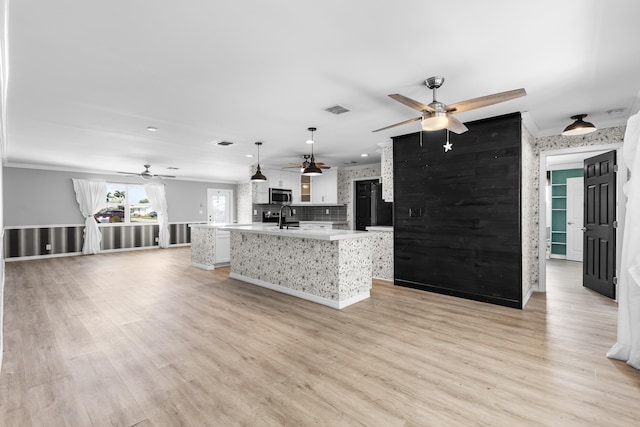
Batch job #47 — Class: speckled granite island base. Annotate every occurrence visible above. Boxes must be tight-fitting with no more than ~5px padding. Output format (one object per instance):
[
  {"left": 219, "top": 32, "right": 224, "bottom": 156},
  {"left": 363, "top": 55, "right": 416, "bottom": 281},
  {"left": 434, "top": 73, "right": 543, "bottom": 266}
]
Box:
[{"left": 223, "top": 226, "right": 373, "bottom": 309}]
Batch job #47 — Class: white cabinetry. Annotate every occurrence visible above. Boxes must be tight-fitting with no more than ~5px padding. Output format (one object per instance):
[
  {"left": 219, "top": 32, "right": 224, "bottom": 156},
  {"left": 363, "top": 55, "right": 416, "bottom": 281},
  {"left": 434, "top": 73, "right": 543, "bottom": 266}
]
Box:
[
  {"left": 253, "top": 169, "right": 300, "bottom": 204},
  {"left": 311, "top": 169, "right": 338, "bottom": 204},
  {"left": 253, "top": 179, "right": 269, "bottom": 204},
  {"left": 215, "top": 230, "right": 230, "bottom": 264}
]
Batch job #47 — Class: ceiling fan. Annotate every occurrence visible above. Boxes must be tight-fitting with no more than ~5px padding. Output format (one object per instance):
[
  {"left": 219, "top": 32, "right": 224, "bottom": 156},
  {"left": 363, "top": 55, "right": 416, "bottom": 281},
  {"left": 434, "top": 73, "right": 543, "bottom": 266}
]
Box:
[
  {"left": 117, "top": 164, "right": 176, "bottom": 180},
  {"left": 373, "top": 76, "right": 526, "bottom": 134},
  {"left": 283, "top": 154, "right": 331, "bottom": 172}
]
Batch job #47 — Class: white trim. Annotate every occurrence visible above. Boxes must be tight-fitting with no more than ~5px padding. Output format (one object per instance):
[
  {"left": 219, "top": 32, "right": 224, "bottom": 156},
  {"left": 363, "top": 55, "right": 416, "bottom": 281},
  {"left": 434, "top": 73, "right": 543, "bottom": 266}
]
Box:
[
  {"left": 5, "top": 252, "right": 83, "bottom": 262},
  {"left": 191, "top": 261, "right": 215, "bottom": 270},
  {"left": 3, "top": 162, "right": 241, "bottom": 184},
  {"left": 229, "top": 272, "right": 370, "bottom": 309},
  {"left": 4, "top": 221, "right": 197, "bottom": 230},
  {"left": 523, "top": 285, "right": 534, "bottom": 308},
  {"left": 538, "top": 143, "right": 626, "bottom": 293},
  {"left": 4, "top": 243, "right": 191, "bottom": 262}
]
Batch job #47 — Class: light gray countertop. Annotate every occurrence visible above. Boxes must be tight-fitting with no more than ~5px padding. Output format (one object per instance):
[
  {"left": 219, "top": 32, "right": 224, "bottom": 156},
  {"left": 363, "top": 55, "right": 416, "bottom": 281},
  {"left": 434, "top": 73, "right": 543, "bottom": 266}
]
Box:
[
  {"left": 219, "top": 224, "right": 371, "bottom": 241},
  {"left": 366, "top": 226, "right": 394, "bottom": 232}
]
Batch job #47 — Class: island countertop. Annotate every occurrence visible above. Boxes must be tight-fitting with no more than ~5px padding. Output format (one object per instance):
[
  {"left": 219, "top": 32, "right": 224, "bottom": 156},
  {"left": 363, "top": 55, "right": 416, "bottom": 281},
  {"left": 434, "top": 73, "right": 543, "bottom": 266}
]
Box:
[{"left": 219, "top": 224, "right": 371, "bottom": 241}]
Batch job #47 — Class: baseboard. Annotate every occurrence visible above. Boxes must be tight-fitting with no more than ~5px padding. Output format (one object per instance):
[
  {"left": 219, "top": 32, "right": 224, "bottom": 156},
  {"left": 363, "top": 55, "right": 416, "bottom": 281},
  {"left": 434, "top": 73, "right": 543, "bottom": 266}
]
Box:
[
  {"left": 5, "top": 243, "right": 190, "bottom": 262},
  {"left": 229, "top": 272, "right": 370, "bottom": 309},
  {"left": 191, "top": 261, "right": 216, "bottom": 270}
]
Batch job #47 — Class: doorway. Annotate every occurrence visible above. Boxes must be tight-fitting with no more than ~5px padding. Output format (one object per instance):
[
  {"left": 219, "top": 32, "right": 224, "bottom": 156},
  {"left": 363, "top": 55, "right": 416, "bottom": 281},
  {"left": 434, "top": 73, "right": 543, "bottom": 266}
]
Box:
[
  {"left": 538, "top": 144, "right": 626, "bottom": 296},
  {"left": 353, "top": 178, "right": 393, "bottom": 231},
  {"left": 207, "top": 188, "right": 234, "bottom": 224}
]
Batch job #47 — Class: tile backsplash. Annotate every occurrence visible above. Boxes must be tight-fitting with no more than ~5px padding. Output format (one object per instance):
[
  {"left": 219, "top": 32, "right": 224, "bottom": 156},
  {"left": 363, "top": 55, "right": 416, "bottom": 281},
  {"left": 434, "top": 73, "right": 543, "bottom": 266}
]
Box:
[{"left": 251, "top": 204, "right": 347, "bottom": 223}]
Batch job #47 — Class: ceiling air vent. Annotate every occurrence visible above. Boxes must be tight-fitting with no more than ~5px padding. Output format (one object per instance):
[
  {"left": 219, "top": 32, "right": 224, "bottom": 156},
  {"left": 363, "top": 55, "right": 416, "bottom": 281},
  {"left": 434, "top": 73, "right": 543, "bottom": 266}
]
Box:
[
  {"left": 324, "top": 104, "right": 350, "bottom": 115},
  {"left": 217, "top": 141, "right": 234, "bottom": 146}
]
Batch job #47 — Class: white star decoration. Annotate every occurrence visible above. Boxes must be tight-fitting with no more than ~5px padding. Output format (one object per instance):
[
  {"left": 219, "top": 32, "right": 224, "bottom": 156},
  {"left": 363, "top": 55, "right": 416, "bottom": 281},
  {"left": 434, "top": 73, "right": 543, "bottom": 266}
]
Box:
[{"left": 443, "top": 141, "right": 453, "bottom": 152}]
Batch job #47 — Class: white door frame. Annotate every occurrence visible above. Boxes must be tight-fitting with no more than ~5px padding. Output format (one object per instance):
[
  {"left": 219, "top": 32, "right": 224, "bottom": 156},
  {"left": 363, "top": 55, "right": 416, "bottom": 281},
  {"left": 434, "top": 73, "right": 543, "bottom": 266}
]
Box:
[
  {"left": 207, "top": 188, "right": 234, "bottom": 224},
  {"left": 538, "top": 143, "right": 626, "bottom": 293},
  {"left": 565, "top": 176, "right": 584, "bottom": 262}
]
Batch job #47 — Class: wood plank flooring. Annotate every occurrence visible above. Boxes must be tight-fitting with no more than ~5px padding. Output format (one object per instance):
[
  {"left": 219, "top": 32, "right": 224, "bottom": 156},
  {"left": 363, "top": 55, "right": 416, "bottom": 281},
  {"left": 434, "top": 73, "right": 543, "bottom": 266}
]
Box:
[{"left": 1, "top": 249, "right": 639, "bottom": 426}]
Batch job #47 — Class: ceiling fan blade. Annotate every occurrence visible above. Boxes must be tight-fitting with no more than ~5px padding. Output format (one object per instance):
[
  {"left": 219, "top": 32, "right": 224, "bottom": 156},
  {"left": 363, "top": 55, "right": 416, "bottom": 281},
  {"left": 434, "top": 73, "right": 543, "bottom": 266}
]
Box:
[
  {"left": 446, "top": 116, "right": 469, "bottom": 134},
  {"left": 153, "top": 174, "right": 176, "bottom": 179},
  {"left": 372, "top": 116, "right": 421, "bottom": 132},
  {"left": 117, "top": 171, "right": 140, "bottom": 176},
  {"left": 446, "top": 88, "right": 526, "bottom": 114},
  {"left": 388, "top": 94, "right": 434, "bottom": 112},
  {"left": 319, "top": 165, "right": 331, "bottom": 169}
]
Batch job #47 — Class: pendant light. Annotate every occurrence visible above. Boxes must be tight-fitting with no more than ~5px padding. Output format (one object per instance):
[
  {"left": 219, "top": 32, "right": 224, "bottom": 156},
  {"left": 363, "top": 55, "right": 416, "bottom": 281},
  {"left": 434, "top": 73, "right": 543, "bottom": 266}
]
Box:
[
  {"left": 250, "top": 142, "right": 267, "bottom": 181},
  {"left": 562, "top": 114, "right": 597, "bottom": 136},
  {"left": 302, "top": 127, "right": 322, "bottom": 176}
]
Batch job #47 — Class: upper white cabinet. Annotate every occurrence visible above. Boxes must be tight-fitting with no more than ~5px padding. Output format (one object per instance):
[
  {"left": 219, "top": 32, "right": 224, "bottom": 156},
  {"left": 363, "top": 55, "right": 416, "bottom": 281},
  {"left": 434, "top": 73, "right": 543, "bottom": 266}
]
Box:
[
  {"left": 311, "top": 169, "right": 338, "bottom": 204},
  {"left": 253, "top": 168, "right": 300, "bottom": 204},
  {"left": 252, "top": 167, "right": 337, "bottom": 205},
  {"left": 253, "top": 176, "right": 269, "bottom": 204}
]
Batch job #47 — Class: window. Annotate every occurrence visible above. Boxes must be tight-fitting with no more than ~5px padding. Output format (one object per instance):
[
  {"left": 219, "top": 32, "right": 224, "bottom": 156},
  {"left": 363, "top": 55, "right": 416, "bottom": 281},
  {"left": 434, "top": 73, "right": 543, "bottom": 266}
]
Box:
[{"left": 95, "top": 183, "right": 157, "bottom": 224}]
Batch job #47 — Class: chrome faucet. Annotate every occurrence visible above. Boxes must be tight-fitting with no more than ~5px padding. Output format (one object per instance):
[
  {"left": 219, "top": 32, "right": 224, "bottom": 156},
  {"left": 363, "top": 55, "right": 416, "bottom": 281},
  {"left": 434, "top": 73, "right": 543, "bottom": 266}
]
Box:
[{"left": 279, "top": 204, "right": 294, "bottom": 229}]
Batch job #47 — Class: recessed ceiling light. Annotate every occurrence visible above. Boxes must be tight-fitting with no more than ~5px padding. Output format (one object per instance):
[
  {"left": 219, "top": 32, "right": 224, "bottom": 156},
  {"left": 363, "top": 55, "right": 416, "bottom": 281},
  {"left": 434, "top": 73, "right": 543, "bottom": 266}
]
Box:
[
  {"left": 360, "top": 153, "right": 369, "bottom": 157},
  {"left": 167, "top": 166, "right": 179, "bottom": 170},
  {"left": 146, "top": 126, "right": 158, "bottom": 132},
  {"left": 246, "top": 154, "right": 254, "bottom": 158},
  {"left": 217, "top": 141, "right": 234, "bottom": 146}
]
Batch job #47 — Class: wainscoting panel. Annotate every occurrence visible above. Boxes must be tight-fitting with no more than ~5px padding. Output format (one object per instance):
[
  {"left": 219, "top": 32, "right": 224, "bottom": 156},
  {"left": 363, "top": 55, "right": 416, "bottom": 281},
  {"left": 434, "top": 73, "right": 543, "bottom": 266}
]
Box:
[{"left": 4, "top": 223, "right": 192, "bottom": 259}]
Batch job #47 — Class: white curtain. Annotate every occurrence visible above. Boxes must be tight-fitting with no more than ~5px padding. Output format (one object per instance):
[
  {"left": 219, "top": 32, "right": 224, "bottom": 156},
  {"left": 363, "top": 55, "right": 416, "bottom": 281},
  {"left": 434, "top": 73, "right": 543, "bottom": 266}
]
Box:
[
  {"left": 145, "top": 183, "right": 170, "bottom": 248},
  {"left": 72, "top": 178, "right": 107, "bottom": 255},
  {"left": 607, "top": 111, "right": 640, "bottom": 369}
]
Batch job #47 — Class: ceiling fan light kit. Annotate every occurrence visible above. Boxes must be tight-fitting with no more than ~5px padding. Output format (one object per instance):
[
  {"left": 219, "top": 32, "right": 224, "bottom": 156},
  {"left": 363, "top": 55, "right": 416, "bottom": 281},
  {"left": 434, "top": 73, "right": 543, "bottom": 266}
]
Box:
[
  {"left": 250, "top": 142, "right": 268, "bottom": 182},
  {"left": 373, "top": 76, "right": 526, "bottom": 137},
  {"left": 562, "top": 114, "right": 597, "bottom": 136},
  {"left": 117, "top": 164, "right": 176, "bottom": 180},
  {"left": 421, "top": 111, "right": 449, "bottom": 131}
]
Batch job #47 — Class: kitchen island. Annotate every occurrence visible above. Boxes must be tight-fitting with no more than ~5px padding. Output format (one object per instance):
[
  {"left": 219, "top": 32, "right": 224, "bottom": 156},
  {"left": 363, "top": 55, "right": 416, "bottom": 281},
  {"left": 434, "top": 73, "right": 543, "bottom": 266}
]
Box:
[
  {"left": 189, "top": 223, "right": 235, "bottom": 270},
  {"left": 219, "top": 225, "right": 373, "bottom": 309}
]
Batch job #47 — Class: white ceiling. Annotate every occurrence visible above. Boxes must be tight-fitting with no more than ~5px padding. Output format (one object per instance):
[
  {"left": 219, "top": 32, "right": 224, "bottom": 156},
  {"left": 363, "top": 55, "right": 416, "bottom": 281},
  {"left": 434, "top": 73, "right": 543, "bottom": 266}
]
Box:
[{"left": 4, "top": 0, "right": 640, "bottom": 183}]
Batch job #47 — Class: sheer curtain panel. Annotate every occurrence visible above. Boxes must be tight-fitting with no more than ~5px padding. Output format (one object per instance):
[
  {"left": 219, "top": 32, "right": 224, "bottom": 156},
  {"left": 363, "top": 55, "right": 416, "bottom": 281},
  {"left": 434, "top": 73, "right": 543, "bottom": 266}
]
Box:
[
  {"left": 72, "top": 178, "right": 107, "bottom": 255},
  {"left": 607, "top": 112, "right": 640, "bottom": 369},
  {"left": 145, "top": 183, "right": 170, "bottom": 248}
]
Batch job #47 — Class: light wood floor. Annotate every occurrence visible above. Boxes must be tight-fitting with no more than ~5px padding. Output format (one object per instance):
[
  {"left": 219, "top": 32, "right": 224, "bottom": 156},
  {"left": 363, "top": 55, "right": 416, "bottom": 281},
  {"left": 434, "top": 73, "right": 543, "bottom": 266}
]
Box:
[{"left": 1, "top": 249, "right": 639, "bottom": 426}]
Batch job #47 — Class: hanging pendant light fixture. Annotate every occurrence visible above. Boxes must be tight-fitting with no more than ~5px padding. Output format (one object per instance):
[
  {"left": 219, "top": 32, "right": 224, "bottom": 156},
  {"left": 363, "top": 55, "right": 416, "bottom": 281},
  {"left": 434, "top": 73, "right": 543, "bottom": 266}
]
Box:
[
  {"left": 302, "top": 127, "right": 323, "bottom": 176},
  {"left": 250, "top": 142, "right": 267, "bottom": 181},
  {"left": 562, "top": 114, "right": 597, "bottom": 136}
]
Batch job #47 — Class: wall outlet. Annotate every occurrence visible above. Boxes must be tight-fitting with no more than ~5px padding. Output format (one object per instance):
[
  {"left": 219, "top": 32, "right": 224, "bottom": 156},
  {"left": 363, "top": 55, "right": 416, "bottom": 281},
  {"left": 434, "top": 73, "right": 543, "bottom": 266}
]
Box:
[
  {"left": 45, "top": 243, "right": 52, "bottom": 250},
  {"left": 199, "top": 209, "right": 203, "bottom": 214},
  {"left": 253, "top": 209, "right": 257, "bottom": 215},
  {"left": 325, "top": 209, "right": 330, "bottom": 215},
  {"left": 293, "top": 209, "right": 296, "bottom": 214},
  {"left": 155, "top": 237, "right": 159, "bottom": 242}
]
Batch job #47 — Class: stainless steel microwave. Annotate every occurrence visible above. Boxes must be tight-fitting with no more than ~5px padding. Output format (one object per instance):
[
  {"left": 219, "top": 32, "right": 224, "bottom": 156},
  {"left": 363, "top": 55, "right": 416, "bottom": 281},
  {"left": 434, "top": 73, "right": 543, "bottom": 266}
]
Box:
[{"left": 269, "top": 188, "right": 293, "bottom": 204}]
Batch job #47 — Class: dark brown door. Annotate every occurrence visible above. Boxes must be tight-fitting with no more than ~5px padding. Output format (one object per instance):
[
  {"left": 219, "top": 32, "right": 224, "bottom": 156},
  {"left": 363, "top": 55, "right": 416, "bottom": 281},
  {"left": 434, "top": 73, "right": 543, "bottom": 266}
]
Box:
[{"left": 583, "top": 150, "right": 616, "bottom": 298}]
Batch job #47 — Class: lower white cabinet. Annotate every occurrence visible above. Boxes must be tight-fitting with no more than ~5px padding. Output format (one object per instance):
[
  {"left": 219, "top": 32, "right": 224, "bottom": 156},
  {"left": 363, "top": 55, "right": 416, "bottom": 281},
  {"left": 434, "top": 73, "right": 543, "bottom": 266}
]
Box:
[{"left": 215, "top": 230, "right": 230, "bottom": 264}]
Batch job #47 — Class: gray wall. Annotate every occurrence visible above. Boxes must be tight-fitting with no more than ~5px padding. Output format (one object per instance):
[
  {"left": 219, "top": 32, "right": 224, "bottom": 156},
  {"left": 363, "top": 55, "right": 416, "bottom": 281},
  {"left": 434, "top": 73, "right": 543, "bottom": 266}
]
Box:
[{"left": 3, "top": 166, "right": 237, "bottom": 226}]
